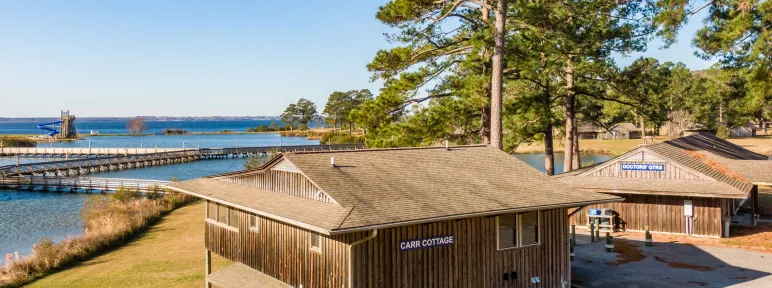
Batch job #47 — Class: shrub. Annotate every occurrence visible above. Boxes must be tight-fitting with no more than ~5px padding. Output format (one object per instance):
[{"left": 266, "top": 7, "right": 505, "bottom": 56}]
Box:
[
  {"left": 320, "top": 132, "right": 365, "bottom": 145},
  {"left": 0, "top": 137, "right": 36, "bottom": 148},
  {"left": 111, "top": 187, "right": 141, "bottom": 203},
  {"left": 716, "top": 126, "right": 729, "bottom": 139}
]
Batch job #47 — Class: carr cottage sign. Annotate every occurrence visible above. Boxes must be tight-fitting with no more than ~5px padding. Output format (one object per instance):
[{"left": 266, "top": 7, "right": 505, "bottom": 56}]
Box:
[{"left": 399, "top": 235, "right": 455, "bottom": 251}]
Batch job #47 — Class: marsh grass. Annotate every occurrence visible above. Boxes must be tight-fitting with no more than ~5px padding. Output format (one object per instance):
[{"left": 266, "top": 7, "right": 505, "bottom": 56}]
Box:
[{"left": 0, "top": 189, "right": 192, "bottom": 287}]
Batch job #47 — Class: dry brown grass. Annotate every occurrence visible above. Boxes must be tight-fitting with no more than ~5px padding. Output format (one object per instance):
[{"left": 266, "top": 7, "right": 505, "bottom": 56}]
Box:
[
  {"left": 514, "top": 136, "right": 772, "bottom": 156},
  {"left": 0, "top": 190, "right": 192, "bottom": 287},
  {"left": 610, "top": 224, "right": 772, "bottom": 253}
]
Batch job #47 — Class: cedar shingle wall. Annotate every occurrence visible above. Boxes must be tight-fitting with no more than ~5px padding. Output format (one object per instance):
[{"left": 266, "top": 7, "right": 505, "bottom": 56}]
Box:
[
  {"left": 569, "top": 195, "right": 726, "bottom": 237},
  {"left": 351, "top": 208, "right": 570, "bottom": 288}
]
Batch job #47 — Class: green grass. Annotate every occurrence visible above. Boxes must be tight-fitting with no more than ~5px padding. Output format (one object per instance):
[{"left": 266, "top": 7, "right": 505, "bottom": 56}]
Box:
[{"left": 25, "top": 202, "right": 230, "bottom": 288}]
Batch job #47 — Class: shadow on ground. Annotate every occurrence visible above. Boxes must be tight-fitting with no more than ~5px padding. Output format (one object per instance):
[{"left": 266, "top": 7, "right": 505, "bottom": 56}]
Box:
[{"left": 572, "top": 233, "right": 772, "bottom": 288}]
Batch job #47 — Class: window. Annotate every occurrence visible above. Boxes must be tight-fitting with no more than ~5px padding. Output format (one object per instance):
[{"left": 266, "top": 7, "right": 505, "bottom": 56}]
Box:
[
  {"left": 248, "top": 215, "right": 258, "bottom": 232},
  {"left": 229, "top": 208, "right": 239, "bottom": 228},
  {"left": 497, "top": 211, "right": 540, "bottom": 250},
  {"left": 207, "top": 202, "right": 217, "bottom": 220},
  {"left": 310, "top": 233, "right": 322, "bottom": 253},
  {"left": 217, "top": 204, "right": 229, "bottom": 224}
]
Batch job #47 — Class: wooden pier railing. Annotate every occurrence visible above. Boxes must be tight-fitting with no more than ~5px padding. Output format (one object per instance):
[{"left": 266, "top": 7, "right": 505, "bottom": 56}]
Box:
[
  {"left": 0, "top": 176, "right": 171, "bottom": 193},
  {"left": 0, "top": 144, "right": 366, "bottom": 177}
]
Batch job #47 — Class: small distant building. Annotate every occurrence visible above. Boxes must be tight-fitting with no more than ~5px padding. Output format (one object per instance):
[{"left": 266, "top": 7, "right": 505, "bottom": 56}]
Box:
[
  {"left": 683, "top": 123, "right": 715, "bottom": 136},
  {"left": 577, "top": 123, "right": 641, "bottom": 140},
  {"left": 169, "top": 146, "right": 620, "bottom": 288},
  {"left": 557, "top": 133, "right": 771, "bottom": 238},
  {"left": 729, "top": 123, "right": 757, "bottom": 138}
]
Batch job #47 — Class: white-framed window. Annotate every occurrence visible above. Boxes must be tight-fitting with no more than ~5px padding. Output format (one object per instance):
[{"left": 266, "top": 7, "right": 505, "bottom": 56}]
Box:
[
  {"left": 309, "top": 232, "right": 322, "bottom": 253},
  {"left": 208, "top": 203, "right": 239, "bottom": 229},
  {"left": 248, "top": 214, "right": 259, "bottom": 232},
  {"left": 497, "top": 210, "right": 540, "bottom": 250}
]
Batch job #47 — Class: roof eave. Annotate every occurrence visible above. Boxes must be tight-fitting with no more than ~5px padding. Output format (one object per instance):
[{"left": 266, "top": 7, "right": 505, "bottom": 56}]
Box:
[
  {"left": 165, "top": 184, "right": 335, "bottom": 236},
  {"left": 577, "top": 187, "right": 749, "bottom": 199},
  {"left": 328, "top": 197, "right": 623, "bottom": 236}
]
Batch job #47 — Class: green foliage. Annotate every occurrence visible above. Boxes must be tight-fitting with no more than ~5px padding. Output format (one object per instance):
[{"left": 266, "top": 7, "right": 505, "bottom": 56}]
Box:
[
  {"left": 324, "top": 89, "right": 373, "bottom": 133},
  {"left": 0, "top": 136, "right": 36, "bottom": 147},
  {"left": 319, "top": 132, "right": 365, "bottom": 145},
  {"left": 716, "top": 125, "right": 730, "bottom": 139},
  {"left": 281, "top": 99, "right": 318, "bottom": 130},
  {"left": 111, "top": 187, "right": 141, "bottom": 203}
]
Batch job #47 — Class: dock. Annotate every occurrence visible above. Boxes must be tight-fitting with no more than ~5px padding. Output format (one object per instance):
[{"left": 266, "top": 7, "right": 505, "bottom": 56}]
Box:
[
  {"left": 0, "top": 144, "right": 365, "bottom": 179},
  {"left": 0, "top": 176, "right": 170, "bottom": 193}
]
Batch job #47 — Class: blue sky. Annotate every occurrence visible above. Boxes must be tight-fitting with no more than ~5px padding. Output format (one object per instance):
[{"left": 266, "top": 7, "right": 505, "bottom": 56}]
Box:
[{"left": 0, "top": 1, "right": 714, "bottom": 117}]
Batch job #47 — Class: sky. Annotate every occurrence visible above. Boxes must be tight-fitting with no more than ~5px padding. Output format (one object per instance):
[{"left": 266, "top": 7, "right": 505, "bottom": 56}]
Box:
[{"left": 0, "top": 1, "right": 715, "bottom": 117}]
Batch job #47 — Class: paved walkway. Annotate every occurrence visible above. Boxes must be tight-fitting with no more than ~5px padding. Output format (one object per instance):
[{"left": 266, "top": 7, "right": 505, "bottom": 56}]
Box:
[{"left": 572, "top": 233, "right": 772, "bottom": 287}]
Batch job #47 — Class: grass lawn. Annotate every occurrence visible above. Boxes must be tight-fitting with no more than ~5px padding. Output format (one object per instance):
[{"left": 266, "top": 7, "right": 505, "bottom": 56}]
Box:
[
  {"left": 515, "top": 135, "right": 772, "bottom": 156},
  {"left": 25, "top": 201, "right": 229, "bottom": 288}
]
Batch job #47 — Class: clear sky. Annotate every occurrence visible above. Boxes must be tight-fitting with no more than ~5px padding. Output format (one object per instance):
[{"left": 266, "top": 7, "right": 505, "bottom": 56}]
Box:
[{"left": 0, "top": 1, "right": 714, "bottom": 117}]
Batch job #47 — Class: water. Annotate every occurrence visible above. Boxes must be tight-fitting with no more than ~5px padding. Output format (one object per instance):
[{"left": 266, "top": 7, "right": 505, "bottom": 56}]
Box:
[
  {"left": 513, "top": 153, "right": 614, "bottom": 174},
  {"left": 0, "top": 119, "right": 285, "bottom": 135},
  {"left": 0, "top": 127, "right": 320, "bottom": 254},
  {"left": 0, "top": 190, "right": 92, "bottom": 256},
  {"left": 38, "top": 134, "right": 318, "bottom": 149}
]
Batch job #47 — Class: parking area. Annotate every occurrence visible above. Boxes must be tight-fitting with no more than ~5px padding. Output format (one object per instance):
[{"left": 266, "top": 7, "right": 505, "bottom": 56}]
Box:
[{"left": 571, "top": 232, "right": 772, "bottom": 287}]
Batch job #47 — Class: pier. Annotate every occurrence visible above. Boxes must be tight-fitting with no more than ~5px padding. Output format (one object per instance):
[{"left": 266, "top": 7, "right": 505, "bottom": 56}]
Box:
[
  {"left": 0, "top": 144, "right": 365, "bottom": 178},
  {"left": 0, "top": 176, "right": 170, "bottom": 193},
  {"left": 0, "top": 147, "right": 186, "bottom": 158}
]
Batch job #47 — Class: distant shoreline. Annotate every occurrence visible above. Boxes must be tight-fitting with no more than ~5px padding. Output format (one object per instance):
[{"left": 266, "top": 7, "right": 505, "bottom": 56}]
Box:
[{"left": 0, "top": 117, "right": 281, "bottom": 122}]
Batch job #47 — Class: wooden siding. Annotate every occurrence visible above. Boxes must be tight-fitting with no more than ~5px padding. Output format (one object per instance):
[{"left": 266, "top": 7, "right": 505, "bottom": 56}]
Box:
[
  {"left": 222, "top": 170, "right": 336, "bottom": 203},
  {"left": 350, "top": 208, "right": 570, "bottom": 288},
  {"left": 207, "top": 206, "right": 572, "bottom": 287},
  {"left": 206, "top": 206, "right": 351, "bottom": 287},
  {"left": 569, "top": 194, "right": 727, "bottom": 237},
  {"left": 587, "top": 160, "right": 706, "bottom": 180}
]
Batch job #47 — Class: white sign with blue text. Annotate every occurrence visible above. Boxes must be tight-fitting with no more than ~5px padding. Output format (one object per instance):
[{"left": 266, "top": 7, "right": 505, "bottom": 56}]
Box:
[
  {"left": 621, "top": 163, "right": 665, "bottom": 171},
  {"left": 399, "top": 235, "right": 455, "bottom": 251}
]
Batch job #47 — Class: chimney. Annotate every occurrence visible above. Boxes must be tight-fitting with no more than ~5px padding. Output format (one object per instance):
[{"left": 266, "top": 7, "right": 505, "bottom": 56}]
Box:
[{"left": 331, "top": 157, "right": 336, "bottom": 168}]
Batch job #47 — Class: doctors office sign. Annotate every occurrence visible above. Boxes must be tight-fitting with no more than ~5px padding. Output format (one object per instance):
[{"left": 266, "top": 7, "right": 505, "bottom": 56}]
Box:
[
  {"left": 621, "top": 163, "right": 665, "bottom": 171},
  {"left": 399, "top": 235, "right": 455, "bottom": 251}
]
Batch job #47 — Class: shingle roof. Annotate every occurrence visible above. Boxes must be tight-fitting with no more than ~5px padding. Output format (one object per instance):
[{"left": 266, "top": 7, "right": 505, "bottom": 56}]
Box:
[
  {"left": 171, "top": 145, "right": 621, "bottom": 234},
  {"left": 558, "top": 133, "right": 769, "bottom": 197},
  {"left": 282, "top": 146, "right": 620, "bottom": 231},
  {"left": 558, "top": 177, "right": 748, "bottom": 198},
  {"left": 168, "top": 178, "right": 351, "bottom": 231},
  {"left": 612, "top": 123, "right": 640, "bottom": 132}
]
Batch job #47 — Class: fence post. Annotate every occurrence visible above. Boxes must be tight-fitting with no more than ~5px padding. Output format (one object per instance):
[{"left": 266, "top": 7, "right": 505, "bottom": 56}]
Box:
[
  {"left": 605, "top": 232, "right": 614, "bottom": 252},
  {"left": 590, "top": 222, "right": 595, "bottom": 243}
]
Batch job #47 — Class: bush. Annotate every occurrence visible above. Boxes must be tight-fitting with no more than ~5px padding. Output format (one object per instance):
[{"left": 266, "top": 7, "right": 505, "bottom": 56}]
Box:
[
  {"left": 0, "top": 192, "right": 193, "bottom": 287},
  {"left": 716, "top": 126, "right": 730, "bottom": 139},
  {"left": 0, "top": 137, "right": 36, "bottom": 148},
  {"left": 320, "top": 132, "right": 365, "bottom": 145},
  {"left": 111, "top": 187, "right": 141, "bottom": 203}
]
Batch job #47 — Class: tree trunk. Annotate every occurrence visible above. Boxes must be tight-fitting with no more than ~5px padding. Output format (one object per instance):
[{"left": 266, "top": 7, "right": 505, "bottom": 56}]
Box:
[
  {"left": 479, "top": 3, "right": 491, "bottom": 145},
  {"left": 563, "top": 58, "right": 575, "bottom": 172},
  {"left": 349, "top": 121, "right": 353, "bottom": 134},
  {"left": 572, "top": 114, "right": 580, "bottom": 169},
  {"left": 640, "top": 116, "right": 646, "bottom": 137},
  {"left": 489, "top": 0, "right": 507, "bottom": 150},
  {"left": 543, "top": 92, "right": 555, "bottom": 176}
]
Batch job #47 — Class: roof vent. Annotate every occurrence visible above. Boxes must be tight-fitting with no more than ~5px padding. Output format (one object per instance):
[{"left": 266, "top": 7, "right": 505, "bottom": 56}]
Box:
[{"left": 331, "top": 157, "right": 336, "bottom": 168}]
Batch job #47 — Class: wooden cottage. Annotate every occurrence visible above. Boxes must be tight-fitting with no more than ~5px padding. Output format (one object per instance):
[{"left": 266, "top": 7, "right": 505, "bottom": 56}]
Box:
[
  {"left": 168, "top": 145, "right": 620, "bottom": 288},
  {"left": 557, "top": 133, "right": 771, "bottom": 238},
  {"left": 577, "top": 123, "right": 641, "bottom": 140}
]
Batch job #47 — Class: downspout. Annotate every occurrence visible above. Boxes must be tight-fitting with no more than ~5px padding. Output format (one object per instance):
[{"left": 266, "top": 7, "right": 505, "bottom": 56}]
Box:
[{"left": 348, "top": 229, "right": 377, "bottom": 288}]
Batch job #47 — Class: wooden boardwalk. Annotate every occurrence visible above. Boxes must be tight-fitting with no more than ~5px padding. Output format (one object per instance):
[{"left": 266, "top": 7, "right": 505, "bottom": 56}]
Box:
[
  {"left": 0, "top": 176, "right": 170, "bottom": 193},
  {"left": 0, "top": 147, "right": 185, "bottom": 157},
  {"left": 0, "top": 144, "right": 365, "bottom": 178}
]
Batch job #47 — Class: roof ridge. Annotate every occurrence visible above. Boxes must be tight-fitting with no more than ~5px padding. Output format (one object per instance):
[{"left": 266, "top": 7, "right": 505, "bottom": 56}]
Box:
[{"left": 285, "top": 144, "right": 489, "bottom": 155}]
